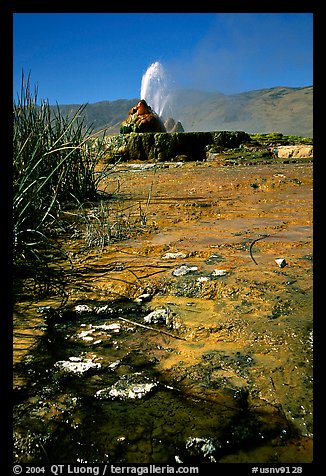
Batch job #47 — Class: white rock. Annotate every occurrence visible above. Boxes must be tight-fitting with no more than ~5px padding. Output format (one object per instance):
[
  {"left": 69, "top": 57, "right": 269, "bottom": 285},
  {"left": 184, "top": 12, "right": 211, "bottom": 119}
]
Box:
[
  {"left": 275, "top": 258, "right": 287, "bottom": 268},
  {"left": 95, "top": 376, "right": 157, "bottom": 400},
  {"left": 95, "top": 305, "right": 113, "bottom": 315},
  {"left": 144, "top": 308, "right": 169, "bottom": 324},
  {"left": 135, "top": 293, "right": 152, "bottom": 303},
  {"left": 108, "top": 360, "right": 121, "bottom": 370},
  {"left": 308, "top": 329, "right": 313, "bottom": 352},
  {"left": 212, "top": 269, "right": 227, "bottom": 276},
  {"left": 162, "top": 252, "right": 187, "bottom": 260},
  {"left": 92, "top": 339, "right": 103, "bottom": 346},
  {"left": 197, "top": 276, "right": 210, "bottom": 283},
  {"left": 185, "top": 437, "right": 217, "bottom": 462},
  {"left": 172, "top": 265, "right": 198, "bottom": 277},
  {"left": 274, "top": 145, "right": 313, "bottom": 159},
  {"left": 94, "top": 323, "right": 121, "bottom": 332},
  {"left": 77, "top": 329, "right": 95, "bottom": 340},
  {"left": 68, "top": 356, "right": 82, "bottom": 362},
  {"left": 74, "top": 304, "right": 93, "bottom": 314},
  {"left": 55, "top": 358, "right": 101, "bottom": 375}
]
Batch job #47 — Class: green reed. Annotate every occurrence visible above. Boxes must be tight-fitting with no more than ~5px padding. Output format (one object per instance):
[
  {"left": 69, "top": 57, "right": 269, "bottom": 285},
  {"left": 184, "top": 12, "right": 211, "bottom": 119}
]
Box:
[{"left": 13, "top": 73, "right": 104, "bottom": 296}]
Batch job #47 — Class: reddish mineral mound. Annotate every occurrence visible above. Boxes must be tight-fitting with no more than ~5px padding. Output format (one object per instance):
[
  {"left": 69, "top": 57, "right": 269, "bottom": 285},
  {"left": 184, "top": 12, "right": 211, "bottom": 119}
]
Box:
[{"left": 120, "top": 99, "right": 166, "bottom": 133}]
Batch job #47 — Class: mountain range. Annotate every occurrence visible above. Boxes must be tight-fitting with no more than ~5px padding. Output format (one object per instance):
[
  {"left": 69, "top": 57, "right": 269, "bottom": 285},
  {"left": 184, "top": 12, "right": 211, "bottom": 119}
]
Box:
[{"left": 54, "top": 86, "right": 313, "bottom": 138}]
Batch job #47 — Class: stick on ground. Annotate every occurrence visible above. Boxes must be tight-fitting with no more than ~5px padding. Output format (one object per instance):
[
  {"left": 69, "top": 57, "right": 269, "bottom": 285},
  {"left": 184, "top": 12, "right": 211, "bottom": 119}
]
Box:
[
  {"left": 117, "top": 316, "right": 186, "bottom": 341},
  {"left": 249, "top": 234, "right": 270, "bottom": 265}
]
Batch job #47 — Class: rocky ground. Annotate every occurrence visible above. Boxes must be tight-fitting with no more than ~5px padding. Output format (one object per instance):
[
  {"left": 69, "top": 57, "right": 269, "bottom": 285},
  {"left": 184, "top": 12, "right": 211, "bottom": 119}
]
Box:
[{"left": 13, "top": 157, "right": 313, "bottom": 464}]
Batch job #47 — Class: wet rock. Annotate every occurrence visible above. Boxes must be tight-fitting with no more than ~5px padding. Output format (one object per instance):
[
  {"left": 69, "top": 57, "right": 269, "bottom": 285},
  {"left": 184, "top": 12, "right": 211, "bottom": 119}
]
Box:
[
  {"left": 108, "top": 360, "right": 121, "bottom": 370},
  {"left": 166, "top": 313, "right": 184, "bottom": 331},
  {"left": 36, "top": 305, "right": 75, "bottom": 324},
  {"left": 205, "top": 253, "right": 225, "bottom": 264},
  {"left": 74, "top": 304, "right": 93, "bottom": 314},
  {"left": 37, "top": 303, "right": 117, "bottom": 324},
  {"left": 74, "top": 321, "right": 121, "bottom": 344},
  {"left": 37, "top": 306, "right": 52, "bottom": 315},
  {"left": 54, "top": 357, "right": 101, "bottom": 376},
  {"left": 144, "top": 308, "right": 169, "bottom": 324},
  {"left": 308, "top": 329, "right": 313, "bottom": 352},
  {"left": 184, "top": 437, "right": 219, "bottom": 463},
  {"left": 94, "top": 374, "right": 157, "bottom": 400},
  {"left": 166, "top": 275, "right": 209, "bottom": 298},
  {"left": 95, "top": 304, "right": 115, "bottom": 316},
  {"left": 76, "top": 327, "right": 96, "bottom": 342},
  {"left": 94, "top": 323, "right": 121, "bottom": 332},
  {"left": 107, "top": 130, "right": 251, "bottom": 162},
  {"left": 143, "top": 306, "right": 182, "bottom": 331},
  {"left": 135, "top": 293, "right": 152, "bottom": 303},
  {"left": 172, "top": 265, "right": 198, "bottom": 277}
]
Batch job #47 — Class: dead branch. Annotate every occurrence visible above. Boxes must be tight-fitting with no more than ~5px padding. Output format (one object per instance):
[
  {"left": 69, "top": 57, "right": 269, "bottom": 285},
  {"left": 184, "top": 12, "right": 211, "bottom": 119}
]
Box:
[
  {"left": 249, "top": 234, "right": 270, "bottom": 265},
  {"left": 117, "top": 316, "right": 187, "bottom": 341}
]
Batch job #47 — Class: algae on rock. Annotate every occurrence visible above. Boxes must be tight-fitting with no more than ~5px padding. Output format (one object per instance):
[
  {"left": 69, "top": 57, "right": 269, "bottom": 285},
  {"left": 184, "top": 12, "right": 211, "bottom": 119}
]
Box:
[{"left": 105, "top": 130, "right": 251, "bottom": 163}]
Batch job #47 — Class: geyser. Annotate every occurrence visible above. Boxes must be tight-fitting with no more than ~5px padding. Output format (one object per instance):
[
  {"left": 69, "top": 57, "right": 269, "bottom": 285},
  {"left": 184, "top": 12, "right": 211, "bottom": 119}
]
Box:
[
  {"left": 140, "top": 61, "right": 172, "bottom": 118},
  {"left": 120, "top": 61, "right": 183, "bottom": 133}
]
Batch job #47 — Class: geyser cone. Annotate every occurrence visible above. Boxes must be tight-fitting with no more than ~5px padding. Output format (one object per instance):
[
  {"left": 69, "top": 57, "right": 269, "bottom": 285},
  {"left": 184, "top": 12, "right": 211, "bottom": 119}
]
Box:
[{"left": 120, "top": 99, "right": 166, "bottom": 133}]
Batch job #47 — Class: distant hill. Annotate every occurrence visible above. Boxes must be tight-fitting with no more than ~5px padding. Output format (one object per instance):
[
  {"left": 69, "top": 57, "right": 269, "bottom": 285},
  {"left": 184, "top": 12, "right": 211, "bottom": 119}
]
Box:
[
  {"left": 52, "top": 99, "right": 138, "bottom": 136},
  {"left": 170, "top": 86, "right": 313, "bottom": 137},
  {"left": 52, "top": 86, "right": 313, "bottom": 137}
]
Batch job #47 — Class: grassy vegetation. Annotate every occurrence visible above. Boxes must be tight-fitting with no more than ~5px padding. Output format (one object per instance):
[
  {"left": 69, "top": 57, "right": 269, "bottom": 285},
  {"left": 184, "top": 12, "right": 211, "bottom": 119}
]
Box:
[
  {"left": 249, "top": 132, "right": 313, "bottom": 145},
  {"left": 13, "top": 75, "right": 156, "bottom": 300},
  {"left": 13, "top": 73, "right": 106, "bottom": 298}
]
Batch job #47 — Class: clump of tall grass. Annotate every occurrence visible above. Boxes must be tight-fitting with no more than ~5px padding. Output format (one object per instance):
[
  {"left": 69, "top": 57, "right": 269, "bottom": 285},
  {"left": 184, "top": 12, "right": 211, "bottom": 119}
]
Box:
[
  {"left": 13, "top": 73, "right": 104, "bottom": 297},
  {"left": 83, "top": 200, "right": 152, "bottom": 250}
]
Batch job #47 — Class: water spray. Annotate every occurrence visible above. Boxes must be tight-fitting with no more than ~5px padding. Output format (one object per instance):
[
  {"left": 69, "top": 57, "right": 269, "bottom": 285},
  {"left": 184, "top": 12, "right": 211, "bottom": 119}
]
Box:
[{"left": 140, "top": 61, "right": 172, "bottom": 118}]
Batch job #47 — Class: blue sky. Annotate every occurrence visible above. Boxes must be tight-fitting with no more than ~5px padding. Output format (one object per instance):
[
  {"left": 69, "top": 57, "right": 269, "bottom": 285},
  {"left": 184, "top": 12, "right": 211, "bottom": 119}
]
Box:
[{"left": 13, "top": 13, "right": 313, "bottom": 105}]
